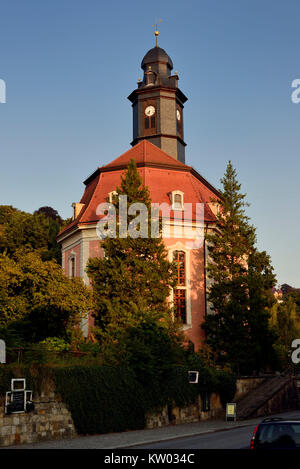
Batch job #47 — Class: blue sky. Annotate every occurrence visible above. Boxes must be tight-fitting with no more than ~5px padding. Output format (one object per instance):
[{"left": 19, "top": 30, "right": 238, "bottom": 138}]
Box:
[{"left": 0, "top": 0, "right": 299, "bottom": 287}]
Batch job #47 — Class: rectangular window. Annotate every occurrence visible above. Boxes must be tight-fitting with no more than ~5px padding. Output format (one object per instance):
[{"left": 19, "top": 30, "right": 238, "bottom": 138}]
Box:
[
  {"left": 144, "top": 117, "right": 149, "bottom": 129},
  {"left": 70, "top": 257, "right": 75, "bottom": 278},
  {"left": 173, "top": 250, "right": 185, "bottom": 286},
  {"left": 174, "top": 288, "right": 187, "bottom": 323},
  {"left": 151, "top": 116, "right": 155, "bottom": 128}
]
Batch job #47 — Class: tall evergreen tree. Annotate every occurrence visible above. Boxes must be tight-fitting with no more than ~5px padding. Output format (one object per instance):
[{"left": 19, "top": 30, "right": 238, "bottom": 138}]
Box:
[
  {"left": 202, "top": 161, "right": 277, "bottom": 374},
  {"left": 87, "top": 159, "right": 179, "bottom": 341}
]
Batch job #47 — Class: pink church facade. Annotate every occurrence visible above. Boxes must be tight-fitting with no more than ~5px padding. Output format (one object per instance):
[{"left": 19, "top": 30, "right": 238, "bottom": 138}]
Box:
[
  {"left": 57, "top": 141, "right": 220, "bottom": 350},
  {"left": 57, "top": 38, "right": 220, "bottom": 351}
]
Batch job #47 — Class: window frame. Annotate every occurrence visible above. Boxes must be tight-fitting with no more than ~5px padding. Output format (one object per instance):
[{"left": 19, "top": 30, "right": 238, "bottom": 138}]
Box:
[
  {"left": 171, "top": 190, "right": 184, "bottom": 211},
  {"left": 69, "top": 253, "right": 76, "bottom": 278},
  {"left": 169, "top": 244, "right": 191, "bottom": 328}
]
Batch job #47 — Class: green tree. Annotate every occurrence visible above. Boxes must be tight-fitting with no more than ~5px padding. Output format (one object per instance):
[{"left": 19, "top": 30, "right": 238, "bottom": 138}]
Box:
[
  {"left": 270, "top": 295, "right": 300, "bottom": 369},
  {"left": 0, "top": 249, "right": 92, "bottom": 343},
  {"left": 202, "top": 161, "right": 277, "bottom": 374},
  {"left": 87, "top": 159, "right": 179, "bottom": 340},
  {"left": 0, "top": 205, "right": 63, "bottom": 264},
  {"left": 100, "top": 316, "right": 186, "bottom": 386}
]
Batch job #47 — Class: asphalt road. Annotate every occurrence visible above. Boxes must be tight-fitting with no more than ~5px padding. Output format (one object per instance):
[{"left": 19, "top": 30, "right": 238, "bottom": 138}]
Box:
[{"left": 129, "top": 425, "right": 255, "bottom": 449}]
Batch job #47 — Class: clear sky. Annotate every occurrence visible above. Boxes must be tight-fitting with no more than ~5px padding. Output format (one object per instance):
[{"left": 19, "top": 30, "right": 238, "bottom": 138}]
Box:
[{"left": 0, "top": 0, "right": 299, "bottom": 287}]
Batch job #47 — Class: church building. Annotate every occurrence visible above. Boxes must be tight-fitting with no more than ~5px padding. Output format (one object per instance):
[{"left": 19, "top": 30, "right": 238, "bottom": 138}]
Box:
[{"left": 57, "top": 32, "right": 220, "bottom": 350}]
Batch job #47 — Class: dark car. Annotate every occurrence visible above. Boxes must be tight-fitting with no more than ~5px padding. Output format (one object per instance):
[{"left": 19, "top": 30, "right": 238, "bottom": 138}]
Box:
[{"left": 250, "top": 417, "right": 300, "bottom": 449}]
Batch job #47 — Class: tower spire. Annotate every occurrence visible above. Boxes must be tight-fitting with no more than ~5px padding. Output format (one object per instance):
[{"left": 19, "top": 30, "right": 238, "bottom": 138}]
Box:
[
  {"left": 128, "top": 33, "right": 188, "bottom": 163},
  {"left": 152, "top": 19, "right": 162, "bottom": 47}
]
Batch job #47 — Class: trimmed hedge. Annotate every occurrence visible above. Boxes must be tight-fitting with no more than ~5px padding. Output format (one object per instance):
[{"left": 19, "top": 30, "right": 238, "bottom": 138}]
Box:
[
  {"left": 53, "top": 365, "right": 236, "bottom": 435},
  {"left": 53, "top": 366, "right": 146, "bottom": 434}
]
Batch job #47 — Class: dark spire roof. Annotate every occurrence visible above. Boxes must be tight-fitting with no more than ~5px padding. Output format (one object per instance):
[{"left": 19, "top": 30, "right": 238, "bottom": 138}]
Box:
[{"left": 141, "top": 46, "right": 173, "bottom": 71}]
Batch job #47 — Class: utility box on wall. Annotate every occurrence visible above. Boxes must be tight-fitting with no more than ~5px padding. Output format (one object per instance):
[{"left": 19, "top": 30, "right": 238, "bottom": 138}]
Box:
[{"left": 5, "top": 379, "right": 34, "bottom": 414}]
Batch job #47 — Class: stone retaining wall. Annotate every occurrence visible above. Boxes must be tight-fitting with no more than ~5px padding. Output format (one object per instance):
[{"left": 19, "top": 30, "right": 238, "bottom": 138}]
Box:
[
  {"left": 234, "top": 377, "right": 266, "bottom": 401},
  {"left": 0, "top": 392, "right": 76, "bottom": 447},
  {"left": 248, "top": 378, "right": 299, "bottom": 418},
  {"left": 145, "top": 392, "right": 223, "bottom": 428}
]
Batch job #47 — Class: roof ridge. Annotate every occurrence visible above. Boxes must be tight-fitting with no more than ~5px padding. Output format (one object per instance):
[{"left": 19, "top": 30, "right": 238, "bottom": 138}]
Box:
[{"left": 101, "top": 139, "right": 188, "bottom": 170}]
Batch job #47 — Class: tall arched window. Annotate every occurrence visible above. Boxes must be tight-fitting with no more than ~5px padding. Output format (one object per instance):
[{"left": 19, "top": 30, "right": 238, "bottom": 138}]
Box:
[
  {"left": 69, "top": 255, "right": 76, "bottom": 278},
  {"left": 173, "top": 250, "right": 187, "bottom": 324}
]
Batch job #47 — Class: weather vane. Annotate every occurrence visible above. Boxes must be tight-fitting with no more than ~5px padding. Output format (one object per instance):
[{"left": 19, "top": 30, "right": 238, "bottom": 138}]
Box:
[{"left": 152, "top": 19, "right": 162, "bottom": 47}]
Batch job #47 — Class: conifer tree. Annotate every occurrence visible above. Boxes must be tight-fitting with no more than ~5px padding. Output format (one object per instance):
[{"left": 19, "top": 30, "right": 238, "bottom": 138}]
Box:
[
  {"left": 87, "top": 159, "right": 179, "bottom": 340},
  {"left": 202, "top": 161, "right": 277, "bottom": 374}
]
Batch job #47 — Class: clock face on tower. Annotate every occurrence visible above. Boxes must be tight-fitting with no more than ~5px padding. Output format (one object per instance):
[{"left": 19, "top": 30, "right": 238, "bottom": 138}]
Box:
[
  {"left": 176, "top": 109, "right": 181, "bottom": 121},
  {"left": 145, "top": 105, "right": 155, "bottom": 117}
]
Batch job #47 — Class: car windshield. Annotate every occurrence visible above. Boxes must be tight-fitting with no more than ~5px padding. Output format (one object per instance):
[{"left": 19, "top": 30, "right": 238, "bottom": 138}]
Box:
[{"left": 256, "top": 422, "right": 300, "bottom": 449}]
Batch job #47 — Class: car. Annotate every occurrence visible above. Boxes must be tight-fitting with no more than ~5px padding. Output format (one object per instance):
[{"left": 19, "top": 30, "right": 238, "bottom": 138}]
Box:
[{"left": 250, "top": 417, "right": 300, "bottom": 449}]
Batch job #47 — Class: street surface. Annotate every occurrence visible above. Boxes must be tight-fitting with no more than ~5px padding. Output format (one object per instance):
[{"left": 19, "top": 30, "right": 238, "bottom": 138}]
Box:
[
  {"left": 130, "top": 425, "right": 254, "bottom": 449},
  {"left": 4, "top": 410, "right": 300, "bottom": 450}
]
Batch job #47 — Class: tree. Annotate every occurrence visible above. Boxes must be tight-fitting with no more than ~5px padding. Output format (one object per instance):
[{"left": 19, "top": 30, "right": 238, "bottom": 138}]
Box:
[
  {"left": 100, "top": 316, "right": 186, "bottom": 386},
  {"left": 34, "top": 206, "right": 63, "bottom": 224},
  {"left": 87, "top": 159, "right": 179, "bottom": 340},
  {"left": 0, "top": 249, "right": 92, "bottom": 343},
  {"left": 270, "top": 295, "right": 300, "bottom": 370},
  {"left": 0, "top": 205, "right": 63, "bottom": 264},
  {"left": 202, "top": 161, "right": 277, "bottom": 374}
]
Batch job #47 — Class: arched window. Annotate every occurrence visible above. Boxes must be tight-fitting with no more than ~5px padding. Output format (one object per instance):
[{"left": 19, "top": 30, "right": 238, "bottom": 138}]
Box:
[
  {"left": 174, "top": 193, "right": 182, "bottom": 210},
  {"left": 171, "top": 191, "right": 184, "bottom": 210},
  {"left": 69, "top": 255, "right": 76, "bottom": 278},
  {"left": 173, "top": 250, "right": 187, "bottom": 324}
]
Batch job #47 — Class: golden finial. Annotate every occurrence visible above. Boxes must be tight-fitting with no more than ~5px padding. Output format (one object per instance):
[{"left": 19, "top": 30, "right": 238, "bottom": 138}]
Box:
[{"left": 152, "top": 19, "right": 162, "bottom": 47}]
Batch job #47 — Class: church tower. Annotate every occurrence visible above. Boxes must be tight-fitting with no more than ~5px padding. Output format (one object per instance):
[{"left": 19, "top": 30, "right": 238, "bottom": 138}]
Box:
[{"left": 128, "top": 31, "right": 188, "bottom": 163}]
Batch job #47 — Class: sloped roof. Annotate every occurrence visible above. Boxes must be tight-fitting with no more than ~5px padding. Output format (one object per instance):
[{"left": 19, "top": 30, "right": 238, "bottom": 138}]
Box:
[{"left": 58, "top": 140, "right": 220, "bottom": 239}]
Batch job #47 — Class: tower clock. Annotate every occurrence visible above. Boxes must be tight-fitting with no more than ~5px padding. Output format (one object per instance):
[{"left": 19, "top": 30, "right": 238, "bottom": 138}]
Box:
[{"left": 128, "top": 35, "right": 187, "bottom": 163}]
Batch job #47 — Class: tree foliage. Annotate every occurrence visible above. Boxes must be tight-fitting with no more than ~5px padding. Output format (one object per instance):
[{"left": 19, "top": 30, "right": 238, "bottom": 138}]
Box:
[
  {"left": 87, "top": 159, "right": 179, "bottom": 339},
  {"left": 0, "top": 249, "right": 92, "bottom": 343},
  {"left": 0, "top": 205, "right": 63, "bottom": 264},
  {"left": 202, "top": 161, "right": 277, "bottom": 374},
  {"left": 270, "top": 295, "right": 300, "bottom": 370}
]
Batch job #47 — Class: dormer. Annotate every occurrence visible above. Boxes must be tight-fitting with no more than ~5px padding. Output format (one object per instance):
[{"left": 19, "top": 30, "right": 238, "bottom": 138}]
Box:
[{"left": 170, "top": 190, "right": 184, "bottom": 210}]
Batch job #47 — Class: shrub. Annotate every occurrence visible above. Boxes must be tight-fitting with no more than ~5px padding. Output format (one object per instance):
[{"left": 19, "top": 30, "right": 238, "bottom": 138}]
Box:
[{"left": 53, "top": 366, "right": 146, "bottom": 434}]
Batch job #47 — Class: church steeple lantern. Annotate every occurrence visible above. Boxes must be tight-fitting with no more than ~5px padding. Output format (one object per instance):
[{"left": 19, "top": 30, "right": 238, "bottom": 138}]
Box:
[{"left": 128, "top": 32, "right": 188, "bottom": 163}]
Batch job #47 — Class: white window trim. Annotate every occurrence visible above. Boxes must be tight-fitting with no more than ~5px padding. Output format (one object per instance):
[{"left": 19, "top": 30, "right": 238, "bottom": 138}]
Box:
[
  {"left": 170, "top": 190, "right": 184, "bottom": 211},
  {"left": 68, "top": 251, "right": 77, "bottom": 278},
  {"left": 168, "top": 242, "right": 191, "bottom": 329}
]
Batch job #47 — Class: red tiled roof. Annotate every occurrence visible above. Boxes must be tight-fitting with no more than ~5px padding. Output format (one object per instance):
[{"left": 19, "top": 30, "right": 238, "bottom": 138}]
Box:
[
  {"left": 57, "top": 140, "right": 219, "bottom": 239},
  {"left": 103, "top": 139, "right": 187, "bottom": 170}
]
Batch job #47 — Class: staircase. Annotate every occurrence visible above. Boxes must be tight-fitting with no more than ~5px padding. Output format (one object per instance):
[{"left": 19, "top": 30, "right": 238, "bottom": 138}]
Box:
[{"left": 236, "top": 375, "right": 292, "bottom": 420}]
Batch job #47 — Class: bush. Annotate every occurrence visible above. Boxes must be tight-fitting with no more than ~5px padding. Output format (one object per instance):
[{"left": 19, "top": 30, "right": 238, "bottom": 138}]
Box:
[
  {"left": 38, "top": 337, "right": 70, "bottom": 352},
  {"left": 215, "top": 370, "right": 237, "bottom": 408},
  {"left": 53, "top": 366, "right": 146, "bottom": 434}
]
